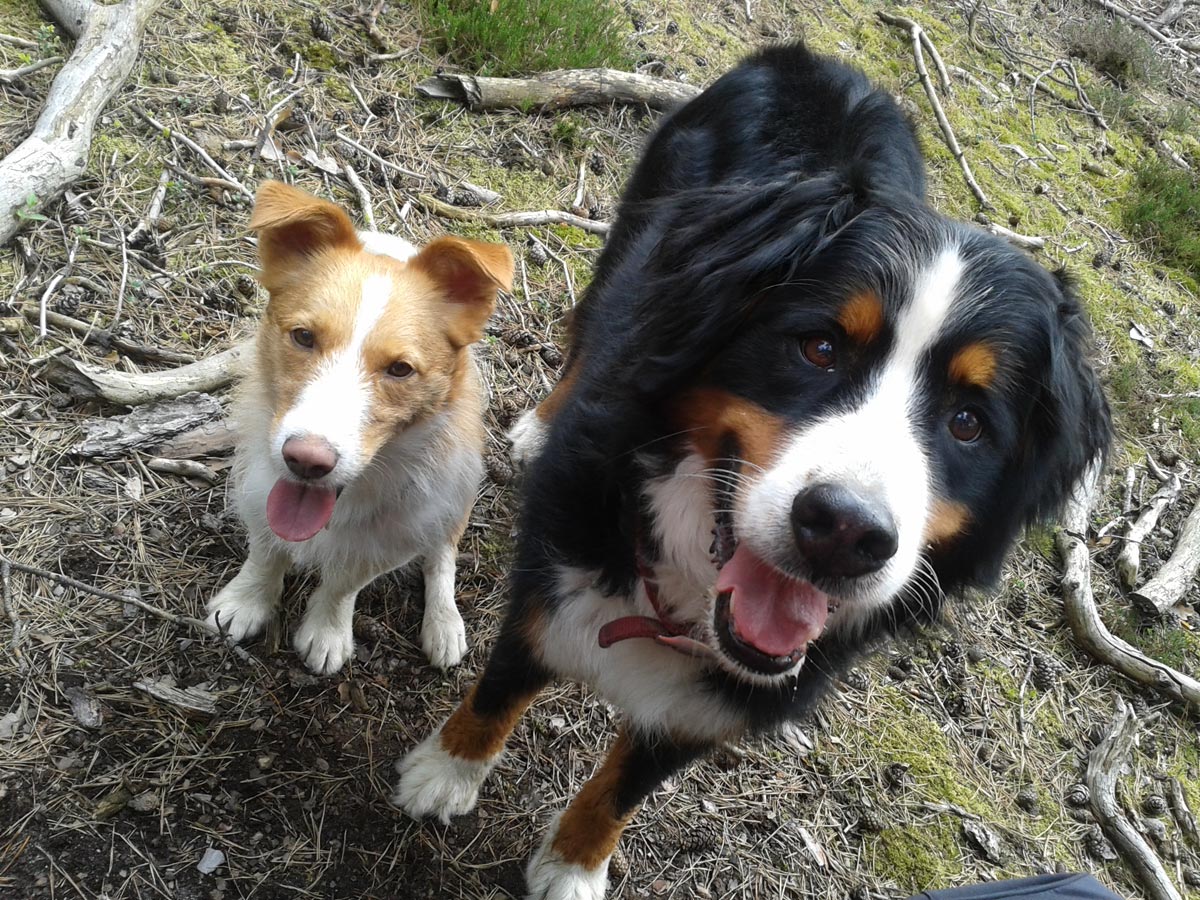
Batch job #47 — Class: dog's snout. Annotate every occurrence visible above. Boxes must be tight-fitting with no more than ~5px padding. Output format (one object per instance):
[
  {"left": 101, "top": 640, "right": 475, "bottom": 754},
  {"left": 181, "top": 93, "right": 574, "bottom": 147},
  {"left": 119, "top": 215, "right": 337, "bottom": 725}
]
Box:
[
  {"left": 791, "top": 483, "right": 899, "bottom": 578},
  {"left": 282, "top": 435, "right": 339, "bottom": 480}
]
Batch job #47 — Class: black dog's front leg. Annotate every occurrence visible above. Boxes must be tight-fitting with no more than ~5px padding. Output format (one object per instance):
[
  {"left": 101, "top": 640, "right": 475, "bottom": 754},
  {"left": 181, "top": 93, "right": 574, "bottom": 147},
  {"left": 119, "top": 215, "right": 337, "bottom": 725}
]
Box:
[{"left": 525, "top": 725, "right": 709, "bottom": 899}]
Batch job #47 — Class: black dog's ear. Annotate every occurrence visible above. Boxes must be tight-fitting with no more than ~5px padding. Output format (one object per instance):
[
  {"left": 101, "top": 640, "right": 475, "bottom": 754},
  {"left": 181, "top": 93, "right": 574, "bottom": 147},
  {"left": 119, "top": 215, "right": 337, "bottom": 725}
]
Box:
[{"left": 1019, "top": 270, "right": 1112, "bottom": 525}]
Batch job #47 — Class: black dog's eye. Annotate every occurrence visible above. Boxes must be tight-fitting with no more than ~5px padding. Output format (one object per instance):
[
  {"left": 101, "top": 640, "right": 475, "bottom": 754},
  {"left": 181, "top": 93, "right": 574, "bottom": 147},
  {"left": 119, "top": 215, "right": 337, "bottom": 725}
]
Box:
[
  {"left": 387, "top": 361, "right": 414, "bottom": 379},
  {"left": 801, "top": 334, "right": 836, "bottom": 370},
  {"left": 950, "top": 409, "right": 983, "bottom": 443},
  {"left": 291, "top": 327, "right": 315, "bottom": 349}
]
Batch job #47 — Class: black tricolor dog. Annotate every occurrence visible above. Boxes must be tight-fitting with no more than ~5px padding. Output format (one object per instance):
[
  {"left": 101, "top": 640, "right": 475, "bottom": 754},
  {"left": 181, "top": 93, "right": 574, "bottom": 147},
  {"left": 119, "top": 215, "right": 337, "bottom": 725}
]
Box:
[{"left": 395, "top": 42, "right": 1110, "bottom": 899}]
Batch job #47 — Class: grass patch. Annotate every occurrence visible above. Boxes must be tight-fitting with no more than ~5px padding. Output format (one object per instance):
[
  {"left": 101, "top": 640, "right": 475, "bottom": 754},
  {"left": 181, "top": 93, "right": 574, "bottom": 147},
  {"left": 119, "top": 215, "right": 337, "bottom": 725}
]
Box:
[
  {"left": 416, "top": 0, "right": 632, "bottom": 76},
  {"left": 1064, "top": 15, "right": 1162, "bottom": 85},
  {"left": 1121, "top": 161, "right": 1200, "bottom": 278}
]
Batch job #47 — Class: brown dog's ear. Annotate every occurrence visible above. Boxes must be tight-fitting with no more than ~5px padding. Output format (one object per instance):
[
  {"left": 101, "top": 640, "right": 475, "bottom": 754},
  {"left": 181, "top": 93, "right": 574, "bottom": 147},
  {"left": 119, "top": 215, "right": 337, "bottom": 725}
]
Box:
[
  {"left": 248, "top": 181, "right": 360, "bottom": 286},
  {"left": 413, "top": 236, "right": 514, "bottom": 347}
]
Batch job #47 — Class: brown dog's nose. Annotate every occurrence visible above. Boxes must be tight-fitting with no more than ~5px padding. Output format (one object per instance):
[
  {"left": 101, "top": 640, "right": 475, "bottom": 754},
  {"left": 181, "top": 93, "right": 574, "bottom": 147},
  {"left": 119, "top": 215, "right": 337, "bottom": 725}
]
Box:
[{"left": 282, "top": 435, "right": 338, "bottom": 480}]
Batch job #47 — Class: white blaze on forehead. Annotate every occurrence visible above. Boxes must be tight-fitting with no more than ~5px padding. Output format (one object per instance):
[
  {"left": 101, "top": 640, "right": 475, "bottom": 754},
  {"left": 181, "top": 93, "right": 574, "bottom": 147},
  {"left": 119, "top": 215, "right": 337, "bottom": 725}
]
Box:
[
  {"left": 274, "top": 274, "right": 393, "bottom": 479},
  {"left": 738, "top": 245, "right": 966, "bottom": 624}
]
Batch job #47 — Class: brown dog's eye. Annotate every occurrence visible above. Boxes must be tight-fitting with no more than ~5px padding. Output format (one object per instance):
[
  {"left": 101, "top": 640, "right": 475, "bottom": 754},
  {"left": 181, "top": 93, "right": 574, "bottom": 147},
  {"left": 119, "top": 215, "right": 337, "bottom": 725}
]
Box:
[
  {"left": 801, "top": 334, "right": 836, "bottom": 370},
  {"left": 950, "top": 409, "right": 983, "bottom": 443},
  {"left": 387, "top": 361, "right": 414, "bottom": 379},
  {"left": 291, "top": 327, "right": 315, "bottom": 349}
]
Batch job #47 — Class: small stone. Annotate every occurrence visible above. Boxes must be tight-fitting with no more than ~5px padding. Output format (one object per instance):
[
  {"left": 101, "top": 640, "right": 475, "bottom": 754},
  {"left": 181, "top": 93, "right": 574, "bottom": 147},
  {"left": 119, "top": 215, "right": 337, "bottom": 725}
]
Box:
[
  {"left": 55, "top": 754, "right": 84, "bottom": 771},
  {"left": 966, "top": 645, "right": 986, "bottom": 664},
  {"left": 65, "top": 685, "right": 103, "bottom": 729},
  {"left": 197, "top": 847, "right": 225, "bottom": 875},
  {"left": 128, "top": 791, "right": 160, "bottom": 813},
  {"left": 651, "top": 879, "right": 671, "bottom": 895},
  {"left": 962, "top": 819, "right": 1005, "bottom": 863}
]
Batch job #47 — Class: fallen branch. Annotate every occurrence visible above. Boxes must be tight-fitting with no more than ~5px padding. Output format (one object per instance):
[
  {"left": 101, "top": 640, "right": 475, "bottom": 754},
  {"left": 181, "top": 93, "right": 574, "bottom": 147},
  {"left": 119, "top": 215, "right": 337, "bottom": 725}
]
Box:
[
  {"left": 23, "top": 304, "right": 196, "bottom": 365},
  {"left": 71, "top": 392, "right": 224, "bottom": 459},
  {"left": 1056, "top": 465, "right": 1200, "bottom": 711},
  {"left": 1, "top": 558, "right": 27, "bottom": 674},
  {"left": 1132, "top": 490, "right": 1200, "bottom": 617},
  {"left": 342, "top": 162, "right": 375, "bottom": 230},
  {"left": 133, "top": 678, "right": 218, "bottom": 716},
  {"left": 0, "top": 0, "right": 162, "bottom": 246},
  {"left": 415, "top": 68, "right": 700, "bottom": 113},
  {"left": 0, "top": 55, "right": 63, "bottom": 84},
  {"left": 150, "top": 418, "right": 236, "bottom": 459},
  {"left": 145, "top": 456, "right": 218, "bottom": 483},
  {"left": 877, "top": 12, "right": 989, "bottom": 208},
  {"left": 974, "top": 216, "right": 1046, "bottom": 250},
  {"left": 1087, "top": 704, "right": 1182, "bottom": 900},
  {"left": 40, "top": 344, "right": 245, "bottom": 406},
  {"left": 419, "top": 194, "right": 611, "bottom": 236},
  {"left": 1166, "top": 777, "right": 1200, "bottom": 852},
  {"left": 1117, "top": 466, "right": 1181, "bottom": 590}
]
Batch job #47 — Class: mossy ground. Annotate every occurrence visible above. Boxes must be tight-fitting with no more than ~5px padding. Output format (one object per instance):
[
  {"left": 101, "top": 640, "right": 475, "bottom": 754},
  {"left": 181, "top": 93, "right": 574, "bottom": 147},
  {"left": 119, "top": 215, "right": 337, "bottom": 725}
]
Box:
[{"left": 2, "top": 0, "right": 1199, "bottom": 898}]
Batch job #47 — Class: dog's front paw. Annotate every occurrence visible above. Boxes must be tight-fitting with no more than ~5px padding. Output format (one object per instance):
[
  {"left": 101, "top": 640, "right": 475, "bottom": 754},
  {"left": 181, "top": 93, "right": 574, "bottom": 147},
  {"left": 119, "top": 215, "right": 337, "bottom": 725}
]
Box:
[
  {"left": 206, "top": 576, "right": 277, "bottom": 643},
  {"left": 526, "top": 824, "right": 609, "bottom": 900},
  {"left": 507, "top": 408, "right": 548, "bottom": 468},
  {"left": 421, "top": 606, "right": 467, "bottom": 669},
  {"left": 392, "top": 731, "right": 494, "bottom": 824},
  {"left": 293, "top": 615, "right": 354, "bottom": 675}
]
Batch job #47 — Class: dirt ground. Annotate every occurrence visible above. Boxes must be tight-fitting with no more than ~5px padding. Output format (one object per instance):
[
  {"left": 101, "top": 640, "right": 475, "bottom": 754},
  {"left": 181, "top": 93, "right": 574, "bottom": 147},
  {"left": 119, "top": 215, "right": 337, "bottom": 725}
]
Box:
[{"left": 2, "top": 1, "right": 1200, "bottom": 899}]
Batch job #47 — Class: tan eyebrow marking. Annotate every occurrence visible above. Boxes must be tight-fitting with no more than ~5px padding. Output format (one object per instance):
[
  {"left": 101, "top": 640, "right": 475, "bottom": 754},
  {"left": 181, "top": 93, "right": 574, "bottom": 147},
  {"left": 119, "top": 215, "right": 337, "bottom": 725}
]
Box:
[
  {"left": 948, "top": 342, "right": 998, "bottom": 389},
  {"left": 837, "top": 291, "right": 885, "bottom": 344}
]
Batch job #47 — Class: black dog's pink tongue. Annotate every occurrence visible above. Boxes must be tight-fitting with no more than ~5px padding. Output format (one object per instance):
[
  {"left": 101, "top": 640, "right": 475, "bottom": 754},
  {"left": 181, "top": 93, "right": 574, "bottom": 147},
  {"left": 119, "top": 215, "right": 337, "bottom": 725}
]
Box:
[
  {"left": 716, "top": 544, "right": 829, "bottom": 657},
  {"left": 266, "top": 479, "right": 337, "bottom": 542}
]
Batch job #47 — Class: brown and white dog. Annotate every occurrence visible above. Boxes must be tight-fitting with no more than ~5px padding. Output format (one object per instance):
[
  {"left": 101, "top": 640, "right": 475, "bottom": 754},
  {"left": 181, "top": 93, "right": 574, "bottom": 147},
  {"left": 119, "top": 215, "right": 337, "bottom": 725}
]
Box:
[
  {"left": 207, "top": 181, "right": 513, "bottom": 674},
  {"left": 393, "top": 45, "right": 1108, "bottom": 899}
]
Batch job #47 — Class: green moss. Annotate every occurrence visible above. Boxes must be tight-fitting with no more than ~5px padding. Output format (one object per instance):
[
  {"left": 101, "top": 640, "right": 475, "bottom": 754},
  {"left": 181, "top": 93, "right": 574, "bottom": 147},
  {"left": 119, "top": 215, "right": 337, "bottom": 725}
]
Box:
[
  {"left": 298, "top": 39, "right": 339, "bottom": 71},
  {"left": 872, "top": 820, "right": 963, "bottom": 893},
  {"left": 416, "top": 0, "right": 632, "bottom": 76},
  {"left": 1121, "top": 161, "right": 1200, "bottom": 280},
  {"left": 322, "top": 76, "right": 354, "bottom": 103},
  {"left": 859, "top": 687, "right": 992, "bottom": 816},
  {"left": 191, "top": 22, "right": 247, "bottom": 75}
]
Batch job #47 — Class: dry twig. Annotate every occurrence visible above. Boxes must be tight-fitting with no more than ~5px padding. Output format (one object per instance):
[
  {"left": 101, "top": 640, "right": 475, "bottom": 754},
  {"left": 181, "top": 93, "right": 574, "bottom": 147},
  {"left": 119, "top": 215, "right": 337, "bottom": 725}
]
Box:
[
  {"left": 419, "top": 194, "right": 611, "bottom": 236},
  {"left": 877, "top": 12, "right": 990, "bottom": 208},
  {"left": 1087, "top": 704, "right": 1182, "bottom": 900},
  {"left": 22, "top": 305, "right": 196, "bottom": 365},
  {"left": 40, "top": 344, "right": 245, "bottom": 406},
  {"left": 0, "top": 55, "right": 63, "bottom": 84},
  {"left": 134, "top": 106, "right": 253, "bottom": 200},
  {"left": 342, "top": 162, "right": 375, "bottom": 230},
  {"left": 1056, "top": 466, "right": 1200, "bottom": 711}
]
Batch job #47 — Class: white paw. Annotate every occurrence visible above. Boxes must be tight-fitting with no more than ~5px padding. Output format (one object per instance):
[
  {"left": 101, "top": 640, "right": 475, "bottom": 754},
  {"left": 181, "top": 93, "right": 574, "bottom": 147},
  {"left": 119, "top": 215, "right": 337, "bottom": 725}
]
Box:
[
  {"left": 508, "top": 408, "right": 548, "bottom": 467},
  {"left": 206, "top": 574, "right": 278, "bottom": 643},
  {"left": 526, "top": 821, "right": 609, "bottom": 900},
  {"left": 392, "top": 730, "right": 495, "bottom": 824},
  {"left": 293, "top": 614, "right": 354, "bottom": 675},
  {"left": 421, "top": 606, "right": 467, "bottom": 669}
]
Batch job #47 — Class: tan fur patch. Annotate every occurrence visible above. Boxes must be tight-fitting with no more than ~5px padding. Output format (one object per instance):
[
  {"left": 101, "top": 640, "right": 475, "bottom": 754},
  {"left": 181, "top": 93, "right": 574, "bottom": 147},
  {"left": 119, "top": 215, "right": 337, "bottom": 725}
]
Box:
[
  {"left": 948, "top": 343, "right": 997, "bottom": 389},
  {"left": 924, "top": 499, "right": 971, "bottom": 546},
  {"left": 837, "top": 291, "right": 885, "bottom": 344},
  {"left": 675, "top": 387, "right": 786, "bottom": 469},
  {"left": 550, "top": 729, "right": 638, "bottom": 870},
  {"left": 534, "top": 363, "right": 581, "bottom": 424},
  {"left": 439, "top": 683, "right": 541, "bottom": 761}
]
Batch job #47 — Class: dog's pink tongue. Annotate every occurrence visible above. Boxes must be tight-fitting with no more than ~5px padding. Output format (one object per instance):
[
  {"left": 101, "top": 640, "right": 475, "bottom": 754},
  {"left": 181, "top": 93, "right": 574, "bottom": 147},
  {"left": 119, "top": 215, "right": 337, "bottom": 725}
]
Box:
[
  {"left": 266, "top": 479, "right": 337, "bottom": 542},
  {"left": 716, "top": 544, "right": 829, "bottom": 657}
]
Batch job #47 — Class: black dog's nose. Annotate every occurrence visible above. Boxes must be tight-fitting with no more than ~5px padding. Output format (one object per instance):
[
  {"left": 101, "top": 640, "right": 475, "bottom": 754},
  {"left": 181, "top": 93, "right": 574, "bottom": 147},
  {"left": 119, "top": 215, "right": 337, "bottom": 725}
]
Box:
[{"left": 791, "top": 483, "right": 899, "bottom": 578}]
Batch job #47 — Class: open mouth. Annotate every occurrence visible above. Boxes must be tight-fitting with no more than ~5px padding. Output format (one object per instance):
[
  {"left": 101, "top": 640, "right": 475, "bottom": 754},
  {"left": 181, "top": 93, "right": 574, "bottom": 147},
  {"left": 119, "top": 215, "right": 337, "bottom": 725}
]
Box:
[
  {"left": 710, "top": 496, "right": 835, "bottom": 676},
  {"left": 266, "top": 479, "right": 344, "bottom": 542}
]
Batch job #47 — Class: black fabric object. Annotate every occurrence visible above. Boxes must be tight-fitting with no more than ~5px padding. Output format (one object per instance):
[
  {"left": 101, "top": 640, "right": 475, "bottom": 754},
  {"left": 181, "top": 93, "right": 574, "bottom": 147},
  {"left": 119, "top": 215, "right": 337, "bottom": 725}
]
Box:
[{"left": 910, "top": 874, "right": 1124, "bottom": 900}]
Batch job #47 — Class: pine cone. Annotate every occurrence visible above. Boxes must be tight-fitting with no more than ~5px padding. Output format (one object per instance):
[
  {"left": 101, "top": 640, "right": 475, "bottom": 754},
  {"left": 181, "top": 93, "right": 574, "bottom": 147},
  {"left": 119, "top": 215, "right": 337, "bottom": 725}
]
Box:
[
  {"left": 857, "top": 807, "right": 885, "bottom": 834},
  {"left": 310, "top": 15, "right": 333, "bottom": 41},
  {"left": 1083, "top": 826, "right": 1117, "bottom": 861},
  {"left": 353, "top": 614, "right": 386, "bottom": 643},
  {"left": 676, "top": 819, "right": 720, "bottom": 853},
  {"left": 1031, "top": 654, "right": 1061, "bottom": 692},
  {"left": 1142, "top": 794, "right": 1168, "bottom": 817},
  {"left": 1065, "top": 783, "right": 1090, "bottom": 808},
  {"left": 1016, "top": 787, "right": 1041, "bottom": 815},
  {"left": 1006, "top": 592, "right": 1029, "bottom": 617},
  {"left": 369, "top": 95, "right": 395, "bottom": 118},
  {"left": 527, "top": 238, "right": 549, "bottom": 268}
]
